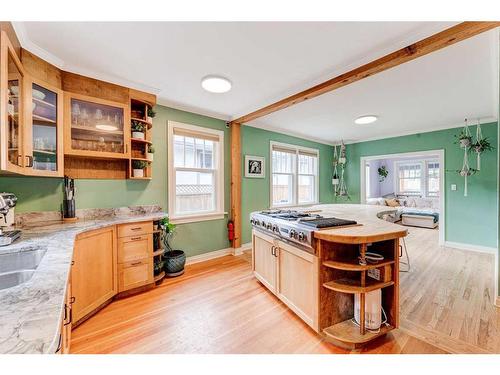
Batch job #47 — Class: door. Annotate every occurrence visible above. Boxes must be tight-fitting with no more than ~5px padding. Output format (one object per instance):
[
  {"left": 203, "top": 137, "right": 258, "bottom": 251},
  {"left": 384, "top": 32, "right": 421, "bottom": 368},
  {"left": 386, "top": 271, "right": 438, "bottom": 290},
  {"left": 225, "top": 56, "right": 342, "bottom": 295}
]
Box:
[
  {"left": 276, "top": 240, "right": 319, "bottom": 331},
  {"left": 0, "top": 30, "right": 26, "bottom": 174},
  {"left": 24, "top": 77, "right": 64, "bottom": 176},
  {"left": 64, "top": 92, "right": 130, "bottom": 159},
  {"left": 71, "top": 226, "right": 118, "bottom": 323},
  {"left": 252, "top": 230, "right": 278, "bottom": 292}
]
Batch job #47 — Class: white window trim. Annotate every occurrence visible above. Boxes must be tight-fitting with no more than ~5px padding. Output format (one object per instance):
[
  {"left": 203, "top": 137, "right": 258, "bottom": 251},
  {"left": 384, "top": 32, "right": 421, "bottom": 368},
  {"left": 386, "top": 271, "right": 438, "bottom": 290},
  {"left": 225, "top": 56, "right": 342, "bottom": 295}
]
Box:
[
  {"left": 167, "top": 121, "right": 225, "bottom": 224},
  {"left": 394, "top": 159, "right": 440, "bottom": 198},
  {"left": 269, "top": 141, "right": 319, "bottom": 209}
]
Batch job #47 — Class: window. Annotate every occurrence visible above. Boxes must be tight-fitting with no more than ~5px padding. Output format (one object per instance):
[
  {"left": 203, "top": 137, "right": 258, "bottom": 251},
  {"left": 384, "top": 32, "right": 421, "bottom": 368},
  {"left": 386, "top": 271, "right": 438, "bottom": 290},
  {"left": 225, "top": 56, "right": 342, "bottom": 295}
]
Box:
[
  {"left": 168, "top": 121, "right": 224, "bottom": 223},
  {"left": 427, "top": 162, "right": 440, "bottom": 197},
  {"left": 397, "top": 163, "right": 422, "bottom": 196},
  {"left": 271, "top": 142, "right": 319, "bottom": 207},
  {"left": 395, "top": 160, "right": 440, "bottom": 197}
]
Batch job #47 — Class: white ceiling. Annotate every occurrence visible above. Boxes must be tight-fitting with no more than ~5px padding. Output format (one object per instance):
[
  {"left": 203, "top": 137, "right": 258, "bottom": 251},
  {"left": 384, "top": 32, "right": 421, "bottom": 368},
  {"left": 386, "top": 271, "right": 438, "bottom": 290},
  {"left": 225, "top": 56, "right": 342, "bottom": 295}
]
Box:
[{"left": 13, "top": 22, "right": 498, "bottom": 144}]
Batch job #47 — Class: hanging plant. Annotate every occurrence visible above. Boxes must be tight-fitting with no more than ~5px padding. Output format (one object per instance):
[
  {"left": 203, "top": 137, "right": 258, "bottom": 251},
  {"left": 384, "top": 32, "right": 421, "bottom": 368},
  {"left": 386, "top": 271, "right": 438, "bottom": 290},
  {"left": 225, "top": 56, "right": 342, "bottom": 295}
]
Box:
[
  {"left": 472, "top": 137, "right": 493, "bottom": 154},
  {"left": 456, "top": 130, "right": 472, "bottom": 148},
  {"left": 377, "top": 166, "right": 388, "bottom": 182},
  {"left": 338, "top": 140, "right": 347, "bottom": 164}
]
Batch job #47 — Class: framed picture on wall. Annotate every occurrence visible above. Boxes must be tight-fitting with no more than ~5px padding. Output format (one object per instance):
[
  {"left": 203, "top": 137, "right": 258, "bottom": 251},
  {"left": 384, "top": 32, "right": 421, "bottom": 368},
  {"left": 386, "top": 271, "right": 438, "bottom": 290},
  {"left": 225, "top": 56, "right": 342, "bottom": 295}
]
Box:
[{"left": 245, "top": 155, "right": 265, "bottom": 178}]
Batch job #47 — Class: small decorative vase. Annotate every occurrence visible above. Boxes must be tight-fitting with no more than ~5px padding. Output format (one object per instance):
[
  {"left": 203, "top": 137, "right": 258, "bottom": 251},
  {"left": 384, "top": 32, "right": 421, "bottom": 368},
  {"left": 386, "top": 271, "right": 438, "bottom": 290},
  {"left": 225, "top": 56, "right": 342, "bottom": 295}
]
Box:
[
  {"left": 459, "top": 138, "right": 471, "bottom": 148},
  {"left": 332, "top": 178, "right": 339, "bottom": 185},
  {"left": 133, "top": 169, "right": 144, "bottom": 178},
  {"left": 147, "top": 152, "right": 154, "bottom": 161},
  {"left": 132, "top": 131, "right": 145, "bottom": 140}
]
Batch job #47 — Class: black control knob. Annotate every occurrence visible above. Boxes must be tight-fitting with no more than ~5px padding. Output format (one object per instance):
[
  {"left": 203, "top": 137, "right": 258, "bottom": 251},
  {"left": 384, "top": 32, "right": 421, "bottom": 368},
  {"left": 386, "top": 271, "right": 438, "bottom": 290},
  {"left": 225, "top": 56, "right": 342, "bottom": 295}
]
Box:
[
  {"left": 261, "top": 221, "right": 266, "bottom": 227},
  {"left": 298, "top": 232, "right": 306, "bottom": 241},
  {"left": 250, "top": 219, "right": 255, "bottom": 225},
  {"left": 266, "top": 222, "right": 272, "bottom": 230},
  {"left": 289, "top": 229, "right": 297, "bottom": 239},
  {"left": 272, "top": 225, "right": 279, "bottom": 233}
]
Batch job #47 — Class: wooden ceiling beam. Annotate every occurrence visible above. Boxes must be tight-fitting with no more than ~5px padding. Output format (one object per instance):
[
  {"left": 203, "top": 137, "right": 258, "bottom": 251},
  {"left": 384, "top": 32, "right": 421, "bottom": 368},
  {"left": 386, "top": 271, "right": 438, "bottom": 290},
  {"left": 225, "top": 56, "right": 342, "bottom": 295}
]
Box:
[{"left": 231, "top": 21, "right": 500, "bottom": 125}]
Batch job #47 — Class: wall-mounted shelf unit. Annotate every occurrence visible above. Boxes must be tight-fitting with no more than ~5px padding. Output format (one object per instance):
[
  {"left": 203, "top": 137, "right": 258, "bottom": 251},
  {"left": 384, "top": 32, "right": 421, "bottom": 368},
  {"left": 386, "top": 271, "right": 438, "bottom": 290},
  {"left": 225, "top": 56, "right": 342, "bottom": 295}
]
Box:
[{"left": 128, "top": 96, "right": 154, "bottom": 180}]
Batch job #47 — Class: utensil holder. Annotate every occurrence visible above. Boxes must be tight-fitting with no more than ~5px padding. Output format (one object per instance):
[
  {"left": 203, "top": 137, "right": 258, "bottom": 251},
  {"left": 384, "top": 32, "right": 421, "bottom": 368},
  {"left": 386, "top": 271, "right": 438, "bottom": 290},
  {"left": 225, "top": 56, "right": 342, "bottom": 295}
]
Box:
[{"left": 63, "top": 199, "right": 76, "bottom": 219}]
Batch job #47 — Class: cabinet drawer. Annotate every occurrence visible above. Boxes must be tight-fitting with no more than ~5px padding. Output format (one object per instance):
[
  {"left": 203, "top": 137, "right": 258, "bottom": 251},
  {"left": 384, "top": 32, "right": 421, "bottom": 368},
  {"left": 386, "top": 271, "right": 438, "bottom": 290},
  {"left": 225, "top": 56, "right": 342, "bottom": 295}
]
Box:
[
  {"left": 117, "top": 221, "right": 153, "bottom": 238},
  {"left": 118, "top": 259, "right": 153, "bottom": 292},
  {"left": 118, "top": 235, "right": 152, "bottom": 263}
]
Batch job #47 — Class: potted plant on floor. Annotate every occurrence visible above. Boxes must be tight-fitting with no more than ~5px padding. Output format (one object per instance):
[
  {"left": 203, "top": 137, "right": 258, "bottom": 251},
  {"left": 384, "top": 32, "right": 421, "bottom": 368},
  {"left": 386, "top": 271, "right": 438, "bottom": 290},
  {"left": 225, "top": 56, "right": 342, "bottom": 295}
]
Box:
[
  {"left": 147, "top": 107, "right": 156, "bottom": 124},
  {"left": 131, "top": 120, "right": 145, "bottom": 140},
  {"left": 147, "top": 144, "right": 155, "bottom": 161},
  {"left": 132, "top": 160, "right": 148, "bottom": 178},
  {"left": 160, "top": 217, "right": 186, "bottom": 277}
]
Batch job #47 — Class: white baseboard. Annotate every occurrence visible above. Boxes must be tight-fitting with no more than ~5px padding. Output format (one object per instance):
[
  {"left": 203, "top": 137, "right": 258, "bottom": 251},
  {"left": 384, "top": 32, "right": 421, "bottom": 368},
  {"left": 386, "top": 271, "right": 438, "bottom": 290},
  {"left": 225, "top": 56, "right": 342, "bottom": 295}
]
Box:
[
  {"left": 186, "top": 247, "right": 233, "bottom": 265},
  {"left": 443, "top": 241, "right": 497, "bottom": 254},
  {"left": 233, "top": 242, "right": 252, "bottom": 256}
]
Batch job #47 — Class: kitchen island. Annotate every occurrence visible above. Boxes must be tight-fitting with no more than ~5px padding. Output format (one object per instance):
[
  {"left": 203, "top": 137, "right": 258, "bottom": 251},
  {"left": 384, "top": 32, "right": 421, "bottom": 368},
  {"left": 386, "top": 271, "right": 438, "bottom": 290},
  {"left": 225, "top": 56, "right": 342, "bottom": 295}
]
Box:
[
  {"left": 251, "top": 204, "right": 407, "bottom": 349},
  {"left": 0, "top": 206, "right": 167, "bottom": 354}
]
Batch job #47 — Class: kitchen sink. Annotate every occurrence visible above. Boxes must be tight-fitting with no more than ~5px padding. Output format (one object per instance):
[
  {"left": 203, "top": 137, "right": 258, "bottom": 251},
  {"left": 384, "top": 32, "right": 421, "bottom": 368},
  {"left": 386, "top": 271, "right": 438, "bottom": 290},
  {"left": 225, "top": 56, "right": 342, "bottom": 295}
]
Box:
[{"left": 0, "top": 249, "right": 46, "bottom": 290}]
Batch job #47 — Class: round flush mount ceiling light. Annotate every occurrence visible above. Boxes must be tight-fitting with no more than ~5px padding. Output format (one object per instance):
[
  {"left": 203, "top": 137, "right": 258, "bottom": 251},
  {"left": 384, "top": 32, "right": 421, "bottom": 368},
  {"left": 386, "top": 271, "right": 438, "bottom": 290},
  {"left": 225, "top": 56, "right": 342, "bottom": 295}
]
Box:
[
  {"left": 354, "top": 115, "right": 378, "bottom": 125},
  {"left": 201, "top": 75, "right": 232, "bottom": 93}
]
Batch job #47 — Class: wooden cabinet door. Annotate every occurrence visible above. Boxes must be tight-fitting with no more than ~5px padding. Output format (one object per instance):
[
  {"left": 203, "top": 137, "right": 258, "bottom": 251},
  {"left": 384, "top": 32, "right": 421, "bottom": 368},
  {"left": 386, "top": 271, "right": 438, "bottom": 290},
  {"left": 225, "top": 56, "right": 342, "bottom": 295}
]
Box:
[
  {"left": 118, "top": 259, "right": 153, "bottom": 292},
  {"left": 71, "top": 226, "right": 117, "bottom": 323},
  {"left": 117, "top": 235, "right": 152, "bottom": 263},
  {"left": 23, "top": 77, "right": 64, "bottom": 177},
  {"left": 0, "top": 30, "right": 26, "bottom": 174},
  {"left": 276, "top": 240, "right": 319, "bottom": 331},
  {"left": 252, "top": 230, "right": 277, "bottom": 293}
]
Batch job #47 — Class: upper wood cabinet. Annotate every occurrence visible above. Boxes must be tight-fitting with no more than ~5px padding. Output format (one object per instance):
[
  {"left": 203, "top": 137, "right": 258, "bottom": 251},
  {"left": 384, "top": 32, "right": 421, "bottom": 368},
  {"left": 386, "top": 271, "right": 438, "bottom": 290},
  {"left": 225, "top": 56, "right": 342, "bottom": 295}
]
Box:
[
  {"left": 0, "top": 30, "right": 26, "bottom": 174},
  {"left": 24, "top": 77, "right": 64, "bottom": 177},
  {"left": 64, "top": 92, "right": 130, "bottom": 159}
]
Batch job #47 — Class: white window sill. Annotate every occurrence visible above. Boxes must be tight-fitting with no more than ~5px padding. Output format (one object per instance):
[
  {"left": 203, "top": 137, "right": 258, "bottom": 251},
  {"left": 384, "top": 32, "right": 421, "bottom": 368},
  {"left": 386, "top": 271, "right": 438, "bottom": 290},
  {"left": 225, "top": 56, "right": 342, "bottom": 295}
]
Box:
[
  {"left": 270, "top": 202, "right": 319, "bottom": 210},
  {"left": 169, "top": 212, "right": 227, "bottom": 224}
]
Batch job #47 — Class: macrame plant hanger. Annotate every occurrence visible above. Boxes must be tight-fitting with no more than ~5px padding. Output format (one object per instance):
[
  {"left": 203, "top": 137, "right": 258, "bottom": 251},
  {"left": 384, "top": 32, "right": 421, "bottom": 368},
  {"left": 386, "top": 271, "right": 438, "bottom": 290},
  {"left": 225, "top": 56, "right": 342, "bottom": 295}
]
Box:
[
  {"left": 337, "top": 140, "right": 349, "bottom": 198},
  {"left": 475, "top": 119, "right": 483, "bottom": 171},
  {"left": 459, "top": 119, "right": 472, "bottom": 197},
  {"left": 332, "top": 144, "right": 339, "bottom": 194}
]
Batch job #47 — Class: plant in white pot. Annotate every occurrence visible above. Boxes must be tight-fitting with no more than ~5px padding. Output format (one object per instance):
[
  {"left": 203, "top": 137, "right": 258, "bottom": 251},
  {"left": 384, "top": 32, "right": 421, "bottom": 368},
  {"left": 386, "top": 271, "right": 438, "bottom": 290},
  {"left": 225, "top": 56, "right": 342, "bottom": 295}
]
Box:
[
  {"left": 147, "top": 107, "right": 156, "bottom": 124},
  {"left": 131, "top": 120, "right": 145, "bottom": 140},
  {"left": 147, "top": 144, "right": 155, "bottom": 161},
  {"left": 132, "top": 160, "right": 148, "bottom": 178}
]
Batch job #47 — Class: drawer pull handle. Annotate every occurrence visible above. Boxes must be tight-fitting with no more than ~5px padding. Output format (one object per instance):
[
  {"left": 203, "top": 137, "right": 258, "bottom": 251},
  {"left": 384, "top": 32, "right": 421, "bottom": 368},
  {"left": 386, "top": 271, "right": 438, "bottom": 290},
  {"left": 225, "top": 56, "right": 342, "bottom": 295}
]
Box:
[
  {"left": 131, "top": 237, "right": 142, "bottom": 241},
  {"left": 130, "top": 261, "right": 142, "bottom": 266},
  {"left": 131, "top": 227, "right": 142, "bottom": 231}
]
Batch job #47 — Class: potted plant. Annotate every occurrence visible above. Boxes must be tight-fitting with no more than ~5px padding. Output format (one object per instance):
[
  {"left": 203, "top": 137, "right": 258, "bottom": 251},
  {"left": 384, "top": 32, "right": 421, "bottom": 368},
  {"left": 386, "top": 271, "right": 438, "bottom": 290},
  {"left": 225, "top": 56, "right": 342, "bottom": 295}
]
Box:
[
  {"left": 456, "top": 130, "right": 472, "bottom": 149},
  {"left": 132, "top": 160, "right": 148, "bottom": 178},
  {"left": 377, "top": 166, "right": 388, "bottom": 182},
  {"left": 472, "top": 137, "right": 493, "bottom": 154},
  {"left": 332, "top": 173, "right": 339, "bottom": 186},
  {"left": 147, "top": 144, "right": 155, "bottom": 161},
  {"left": 131, "top": 120, "right": 145, "bottom": 140},
  {"left": 147, "top": 107, "right": 156, "bottom": 124},
  {"left": 160, "top": 217, "right": 186, "bottom": 277}
]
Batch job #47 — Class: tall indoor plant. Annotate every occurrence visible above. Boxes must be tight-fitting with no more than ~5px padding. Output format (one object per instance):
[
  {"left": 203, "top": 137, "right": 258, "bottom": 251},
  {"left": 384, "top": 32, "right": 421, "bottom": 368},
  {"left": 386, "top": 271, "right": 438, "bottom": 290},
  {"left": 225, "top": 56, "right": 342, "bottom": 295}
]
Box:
[{"left": 160, "top": 217, "right": 186, "bottom": 277}]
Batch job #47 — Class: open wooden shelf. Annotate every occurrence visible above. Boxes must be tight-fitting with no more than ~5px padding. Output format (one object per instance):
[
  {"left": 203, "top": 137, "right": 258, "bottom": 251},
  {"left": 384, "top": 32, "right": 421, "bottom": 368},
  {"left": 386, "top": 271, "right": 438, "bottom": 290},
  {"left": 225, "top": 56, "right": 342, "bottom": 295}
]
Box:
[
  {"left": 322, "top": 278, "right": 394, "bottom": 294},
  {"left": 130, "top": 157, "right": 150, "bottom": 162},
  {"left": 323, "top": 319, "right": 394, "bottom": 345},
  {"left": 153, "top": 248, "right": 165, "bottom": 257},
  {"left": 128, "top": 176, "right": 152, "bottom": 180},
  {"left": 131, "top": 117, "right": 152, "bottom": 128},
  {"left": 322, "top": 259, "right": 394, "bottom": 272},
  {"left": 131, "top": 138, "right": 152, "bottom": 145},
  {"left": 154, "top": 271, "right": 165, "bottom": 283}
]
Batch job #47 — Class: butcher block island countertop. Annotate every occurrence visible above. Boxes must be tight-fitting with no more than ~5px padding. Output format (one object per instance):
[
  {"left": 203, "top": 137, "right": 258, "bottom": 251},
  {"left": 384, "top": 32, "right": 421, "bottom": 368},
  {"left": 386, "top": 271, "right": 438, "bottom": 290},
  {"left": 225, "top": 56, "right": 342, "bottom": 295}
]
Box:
[
  {"left": 251, "top": 203, "right": 408, "bottom": 350},
  {"left": 308, "top": 204, "right": 408, "bottom": 244}
]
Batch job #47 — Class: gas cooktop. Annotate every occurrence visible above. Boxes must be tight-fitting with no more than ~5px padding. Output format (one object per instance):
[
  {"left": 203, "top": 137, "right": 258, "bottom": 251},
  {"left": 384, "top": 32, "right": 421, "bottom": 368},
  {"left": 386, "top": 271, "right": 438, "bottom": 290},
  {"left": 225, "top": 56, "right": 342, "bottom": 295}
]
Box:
[{"left": 250, "top": 209, "right": 357, "bottom": 251}]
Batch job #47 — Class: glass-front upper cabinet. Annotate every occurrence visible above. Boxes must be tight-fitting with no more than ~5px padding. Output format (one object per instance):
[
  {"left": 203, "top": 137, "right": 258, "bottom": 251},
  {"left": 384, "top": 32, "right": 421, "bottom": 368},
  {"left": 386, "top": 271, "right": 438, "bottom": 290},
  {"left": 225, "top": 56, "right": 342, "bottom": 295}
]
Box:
[
  {"left": 64, "top": 93, "right": 130, "bottom": 159},
  {"left": 24, "top": 78, "right": 64, "bottom": 176},
  {"left": 0, "top": 30, "right": 25, "bottom": 173}
]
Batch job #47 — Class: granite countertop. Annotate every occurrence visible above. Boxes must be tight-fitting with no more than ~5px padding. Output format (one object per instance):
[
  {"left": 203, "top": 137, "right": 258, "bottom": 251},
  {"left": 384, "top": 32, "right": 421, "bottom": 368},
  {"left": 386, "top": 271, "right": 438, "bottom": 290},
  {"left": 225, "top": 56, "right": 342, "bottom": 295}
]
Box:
[{"left": 0, "top": 208, "right": 167, "bottom": 354}]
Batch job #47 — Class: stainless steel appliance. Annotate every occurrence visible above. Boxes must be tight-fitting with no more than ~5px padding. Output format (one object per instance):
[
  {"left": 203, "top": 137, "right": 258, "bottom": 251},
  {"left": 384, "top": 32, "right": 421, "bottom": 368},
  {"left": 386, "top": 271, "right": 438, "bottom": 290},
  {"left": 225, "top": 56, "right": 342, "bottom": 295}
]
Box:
[
  {"left": 0, "top": 192, "right": 20, "bottom": 246},
  {"left": 250, "top": 209, "right": 357, "bottom": 253}
]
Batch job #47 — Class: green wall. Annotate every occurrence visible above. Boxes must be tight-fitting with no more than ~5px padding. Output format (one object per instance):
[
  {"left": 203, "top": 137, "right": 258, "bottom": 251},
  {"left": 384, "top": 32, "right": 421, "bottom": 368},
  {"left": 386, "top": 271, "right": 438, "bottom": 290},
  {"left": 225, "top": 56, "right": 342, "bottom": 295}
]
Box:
[
  {"left": 241, "top": 126, "right": 335, "bottom": 244},
  {"left": 0, "top": 105, "right": 231, "bottom": 257},
  {"left": 344, "top": 122, "right": 498, "bottom": 249}
]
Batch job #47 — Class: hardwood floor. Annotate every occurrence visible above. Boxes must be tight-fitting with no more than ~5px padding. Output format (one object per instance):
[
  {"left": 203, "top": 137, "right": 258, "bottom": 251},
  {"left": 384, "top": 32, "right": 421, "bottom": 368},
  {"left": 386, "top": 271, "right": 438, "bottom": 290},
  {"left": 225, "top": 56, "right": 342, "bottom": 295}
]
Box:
[
  {"left": 71, "top": 228, "right": 498, "bottom": 354},
  {"left": 399, "top": 227, "right": 499, "bottom": 354}
]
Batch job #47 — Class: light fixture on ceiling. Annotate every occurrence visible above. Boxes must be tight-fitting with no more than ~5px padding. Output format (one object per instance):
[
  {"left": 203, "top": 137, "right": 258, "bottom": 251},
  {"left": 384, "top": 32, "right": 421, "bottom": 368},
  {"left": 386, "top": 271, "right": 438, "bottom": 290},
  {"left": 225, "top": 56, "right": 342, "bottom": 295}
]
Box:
[
  {"left": 354, "top": 115, "right": 378, "bottom": 125},
  {"left": 201, "top": 75, "right": 232, "bottom": 93},
  {"left": 96, "top": 124, "right": 118, "bottom": 131}
]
